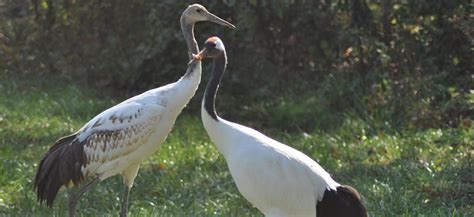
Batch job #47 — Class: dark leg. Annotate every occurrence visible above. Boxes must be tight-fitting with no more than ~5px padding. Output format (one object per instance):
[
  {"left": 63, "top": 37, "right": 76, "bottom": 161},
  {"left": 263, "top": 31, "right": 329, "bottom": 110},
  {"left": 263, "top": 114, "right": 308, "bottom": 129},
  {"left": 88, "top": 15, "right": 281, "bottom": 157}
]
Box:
[
  {"left": 69, "top": 177, "right": 101, "bottom": 217},
  {"left": 119, "top": 185, "right": 130, "bottom": 217}
]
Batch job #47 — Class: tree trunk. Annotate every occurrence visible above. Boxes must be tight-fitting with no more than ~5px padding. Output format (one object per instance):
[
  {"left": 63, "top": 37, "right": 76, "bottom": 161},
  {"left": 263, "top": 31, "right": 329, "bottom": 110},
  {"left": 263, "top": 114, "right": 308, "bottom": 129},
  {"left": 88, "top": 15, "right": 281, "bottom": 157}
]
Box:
[
  {"left": 350, "top": 0, "right": 373, "bottom": 30},
  {"left": 382, "top": 0, "right": 392, "bottom": 44}
]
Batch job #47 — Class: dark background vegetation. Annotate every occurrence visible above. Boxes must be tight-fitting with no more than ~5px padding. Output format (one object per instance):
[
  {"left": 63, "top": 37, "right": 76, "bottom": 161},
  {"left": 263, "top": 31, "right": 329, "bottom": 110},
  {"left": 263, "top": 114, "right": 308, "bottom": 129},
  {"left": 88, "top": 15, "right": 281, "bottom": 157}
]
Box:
[
  {"left": 0, "top": 0, "right": 472, "bottom": 132},
  {"left": 0, "top": 0, "right": 472, "bottom": 215}
]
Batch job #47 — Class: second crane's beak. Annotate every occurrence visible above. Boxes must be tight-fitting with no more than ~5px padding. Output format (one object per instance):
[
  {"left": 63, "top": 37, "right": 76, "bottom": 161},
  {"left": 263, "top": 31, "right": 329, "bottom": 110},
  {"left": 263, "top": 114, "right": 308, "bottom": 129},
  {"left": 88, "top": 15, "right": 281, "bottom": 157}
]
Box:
[
  {"left": 188, "top": 48, "right": 207, "bottom": 66},
  {"left": 205, "top": 11, "right": 235, "bottom": 29}
]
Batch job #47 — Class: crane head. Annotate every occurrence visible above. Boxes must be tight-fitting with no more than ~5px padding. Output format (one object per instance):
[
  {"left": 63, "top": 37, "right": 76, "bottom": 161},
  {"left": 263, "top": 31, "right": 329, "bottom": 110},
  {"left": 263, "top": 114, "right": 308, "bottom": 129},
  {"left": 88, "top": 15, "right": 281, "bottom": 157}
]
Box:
[
  {"left": 181, "top": 4, "right": 235, "bottom": 29},
  {"left": 188, "top": 36, "right": 226, "bottom": 65}
]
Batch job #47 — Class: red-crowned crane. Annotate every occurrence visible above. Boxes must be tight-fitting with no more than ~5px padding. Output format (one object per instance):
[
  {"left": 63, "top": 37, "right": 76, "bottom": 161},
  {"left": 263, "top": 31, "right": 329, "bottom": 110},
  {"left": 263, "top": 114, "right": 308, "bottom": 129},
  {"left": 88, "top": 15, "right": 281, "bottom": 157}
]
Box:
[
  {"left": 190, "top": 37, "right": 368, "bottom": 217},
  {"left": 34, "top": 5, "right": 234, "bottom": 217}
]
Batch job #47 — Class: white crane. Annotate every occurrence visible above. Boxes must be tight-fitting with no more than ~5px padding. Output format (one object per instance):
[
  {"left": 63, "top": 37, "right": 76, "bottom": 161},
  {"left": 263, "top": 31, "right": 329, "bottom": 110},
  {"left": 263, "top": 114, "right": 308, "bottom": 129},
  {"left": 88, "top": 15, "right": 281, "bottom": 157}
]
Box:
[
  {"left": 190, "top": 37, "right": 368, "bottom": 217},
  {"left": 34, "top": 5, "right": 234, "bottom": 217}
]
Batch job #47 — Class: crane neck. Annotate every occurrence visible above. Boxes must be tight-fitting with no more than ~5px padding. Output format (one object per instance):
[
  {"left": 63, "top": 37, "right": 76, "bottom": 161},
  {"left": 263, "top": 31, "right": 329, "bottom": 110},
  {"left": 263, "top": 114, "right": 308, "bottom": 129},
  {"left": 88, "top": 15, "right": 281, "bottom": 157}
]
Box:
[
  {"left": 203, "top": 52, "right": 227, "bottom": 121},
  {"left": 180, "top": 17, "right": 199, "bottom": 60},
  {"left": 165, "top": 15, "right": 201, "bottom": 106}
]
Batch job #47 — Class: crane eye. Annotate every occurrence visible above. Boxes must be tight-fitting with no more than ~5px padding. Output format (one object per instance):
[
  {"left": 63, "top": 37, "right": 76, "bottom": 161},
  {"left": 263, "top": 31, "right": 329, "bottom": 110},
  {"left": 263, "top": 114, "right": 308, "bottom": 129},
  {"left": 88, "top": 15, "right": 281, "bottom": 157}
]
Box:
[{"left": 196, "top": 9, "right": 202, "bottom": 13}]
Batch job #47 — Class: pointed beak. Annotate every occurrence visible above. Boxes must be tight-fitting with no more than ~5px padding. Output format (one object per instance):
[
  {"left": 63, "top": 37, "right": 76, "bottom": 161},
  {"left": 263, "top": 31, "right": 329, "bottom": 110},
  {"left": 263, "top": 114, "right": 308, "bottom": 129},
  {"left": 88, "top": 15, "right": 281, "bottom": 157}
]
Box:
[
  {"left": 188, "top": 48, "right": 207, "bottom": 66},
  {"left": 205, "top": 11, "right": 235, "bottom": 29}
]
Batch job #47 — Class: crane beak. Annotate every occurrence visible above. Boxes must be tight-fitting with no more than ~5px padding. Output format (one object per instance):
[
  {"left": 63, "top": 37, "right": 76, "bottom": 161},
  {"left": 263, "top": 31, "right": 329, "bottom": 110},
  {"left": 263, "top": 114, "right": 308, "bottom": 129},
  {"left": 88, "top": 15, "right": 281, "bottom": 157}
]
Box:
[
  {"left": 188, "top": 48, "right": 207, "bottom": 66},
  {"left": 205, "top": 11, "right": 235, "bottom": 29}
]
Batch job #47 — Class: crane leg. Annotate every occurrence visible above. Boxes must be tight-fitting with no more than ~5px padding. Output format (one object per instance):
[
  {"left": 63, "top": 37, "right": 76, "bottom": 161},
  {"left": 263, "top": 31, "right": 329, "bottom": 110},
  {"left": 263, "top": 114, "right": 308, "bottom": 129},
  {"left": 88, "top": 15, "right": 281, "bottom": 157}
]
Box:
[
  {"left": 119, "top": 163, "right": 139, "bottom": 217},
  {"left": 69, "top": 177, "right": 100, "bottom": 217},
  {"left": 120, "top": 163, "right": 139, "bottom": 217},
  {"left": 119, "top": 185, "right": 130, "bottom": 217}
]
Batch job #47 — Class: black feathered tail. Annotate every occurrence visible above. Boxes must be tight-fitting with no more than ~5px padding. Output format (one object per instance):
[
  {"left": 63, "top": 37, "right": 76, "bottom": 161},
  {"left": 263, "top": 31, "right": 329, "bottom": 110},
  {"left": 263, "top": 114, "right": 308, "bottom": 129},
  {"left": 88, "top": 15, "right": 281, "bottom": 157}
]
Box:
[
  {"left": 317, "top": 185, "right": 368, "bottom": 217},
  {"left": 34, "top": 134, "right": 87, "bottom": 206}
]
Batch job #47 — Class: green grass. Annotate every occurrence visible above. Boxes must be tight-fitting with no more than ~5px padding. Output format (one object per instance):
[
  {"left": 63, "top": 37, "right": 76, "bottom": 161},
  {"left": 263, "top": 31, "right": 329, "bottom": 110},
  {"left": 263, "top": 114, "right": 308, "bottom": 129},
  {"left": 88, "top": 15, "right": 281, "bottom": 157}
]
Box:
[{"left": 0, "top": 73, "right": 472, "bottom": 216}]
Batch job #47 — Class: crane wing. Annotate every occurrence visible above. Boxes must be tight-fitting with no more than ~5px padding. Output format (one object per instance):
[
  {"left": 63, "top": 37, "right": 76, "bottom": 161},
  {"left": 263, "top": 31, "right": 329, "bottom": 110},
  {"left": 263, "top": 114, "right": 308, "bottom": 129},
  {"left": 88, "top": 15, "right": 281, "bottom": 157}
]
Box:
[
  {"left": 268, "top": 140, "right": 340, "bottom": 200},
  {"left": 76, "top": 101, "right": 164, "bottom": 176}
]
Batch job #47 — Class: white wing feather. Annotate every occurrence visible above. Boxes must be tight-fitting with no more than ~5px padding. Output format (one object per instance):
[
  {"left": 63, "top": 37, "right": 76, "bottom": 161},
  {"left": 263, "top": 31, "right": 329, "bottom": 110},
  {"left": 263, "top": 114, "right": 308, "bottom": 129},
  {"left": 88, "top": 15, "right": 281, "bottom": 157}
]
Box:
[{"left": 76, "top": 100, "right": 165, "bottom": 177}]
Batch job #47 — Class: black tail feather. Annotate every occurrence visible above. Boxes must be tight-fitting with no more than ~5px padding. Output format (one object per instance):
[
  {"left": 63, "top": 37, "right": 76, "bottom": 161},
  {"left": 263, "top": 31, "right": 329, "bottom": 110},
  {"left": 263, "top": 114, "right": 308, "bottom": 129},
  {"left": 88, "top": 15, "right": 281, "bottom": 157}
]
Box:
[
  {"left": 34, "top": 134, "right": 87, "bottom": 206},
  {"left": 317, "top": 185, "right": 368, "bottom": 217}
]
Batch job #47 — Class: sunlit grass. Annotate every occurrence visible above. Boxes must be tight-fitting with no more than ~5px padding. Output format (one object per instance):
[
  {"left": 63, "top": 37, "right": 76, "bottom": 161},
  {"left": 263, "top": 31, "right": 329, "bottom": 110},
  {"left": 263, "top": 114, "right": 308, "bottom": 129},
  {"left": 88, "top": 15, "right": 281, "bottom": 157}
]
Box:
[{"left": 0, "top": 73, "right": 472, "bottom": 216}]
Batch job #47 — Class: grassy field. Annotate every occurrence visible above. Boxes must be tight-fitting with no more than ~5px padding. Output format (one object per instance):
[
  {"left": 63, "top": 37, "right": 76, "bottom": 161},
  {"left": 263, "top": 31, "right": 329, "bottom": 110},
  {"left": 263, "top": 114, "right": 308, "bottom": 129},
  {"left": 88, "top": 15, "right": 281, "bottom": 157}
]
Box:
[{"left": 0, "top": 73, "right": 472, "bottom": 216}]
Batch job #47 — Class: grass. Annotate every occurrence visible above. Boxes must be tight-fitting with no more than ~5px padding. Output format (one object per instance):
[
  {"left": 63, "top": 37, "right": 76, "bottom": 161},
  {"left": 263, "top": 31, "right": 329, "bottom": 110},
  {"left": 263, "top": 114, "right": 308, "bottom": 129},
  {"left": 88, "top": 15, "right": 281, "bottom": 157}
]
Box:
[{"left": 0, "top": 73, "right": 472, "bottom": 216}]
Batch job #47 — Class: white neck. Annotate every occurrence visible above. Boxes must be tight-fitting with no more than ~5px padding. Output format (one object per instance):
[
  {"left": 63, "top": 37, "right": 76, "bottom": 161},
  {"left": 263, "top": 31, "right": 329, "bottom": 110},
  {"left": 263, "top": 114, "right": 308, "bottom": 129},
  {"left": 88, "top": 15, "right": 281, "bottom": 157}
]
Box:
[
  {"left": 201, "top": 104, "right": 234, "bottom": 156},
  {"left": 165, "top": 13, "right": 201, "bottom": 111},
  {"left": 167, "top": 62, "right": 202, "bottom": 110}
]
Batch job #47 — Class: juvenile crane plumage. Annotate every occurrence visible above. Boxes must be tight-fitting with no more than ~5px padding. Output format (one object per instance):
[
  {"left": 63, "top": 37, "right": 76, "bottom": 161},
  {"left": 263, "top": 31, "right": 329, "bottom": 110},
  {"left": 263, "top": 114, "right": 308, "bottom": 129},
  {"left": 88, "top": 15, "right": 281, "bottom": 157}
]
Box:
[
  {"left": 191, "top": 37, "right": 368, "bottom": 217},
  {"left": 34, "top": 5, "right": 234, "bottom": 217}
]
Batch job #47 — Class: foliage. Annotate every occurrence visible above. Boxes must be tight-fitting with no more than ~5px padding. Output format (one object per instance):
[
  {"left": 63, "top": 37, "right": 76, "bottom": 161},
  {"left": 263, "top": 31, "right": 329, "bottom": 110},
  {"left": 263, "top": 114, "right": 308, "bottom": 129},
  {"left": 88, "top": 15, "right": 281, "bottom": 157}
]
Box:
[
  {"left": 0, "top": 73, "right": 472, "bottom": 216},
  {"left": 0, "top": 0, "right": 471, "bottom": 132},
  {"left": 0, "top": 2, "right": 472, "bottom": 213}
]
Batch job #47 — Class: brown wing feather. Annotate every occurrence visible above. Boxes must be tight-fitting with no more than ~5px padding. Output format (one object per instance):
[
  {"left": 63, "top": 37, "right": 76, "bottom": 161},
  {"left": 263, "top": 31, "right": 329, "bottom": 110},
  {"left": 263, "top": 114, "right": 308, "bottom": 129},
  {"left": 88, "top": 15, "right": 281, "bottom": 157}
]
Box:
[
  {"left": 34, "top": 134, "right": 86, "bottom": 206},
  {"left": 80, "top": 112, "right": 160, "bottom": 176}
]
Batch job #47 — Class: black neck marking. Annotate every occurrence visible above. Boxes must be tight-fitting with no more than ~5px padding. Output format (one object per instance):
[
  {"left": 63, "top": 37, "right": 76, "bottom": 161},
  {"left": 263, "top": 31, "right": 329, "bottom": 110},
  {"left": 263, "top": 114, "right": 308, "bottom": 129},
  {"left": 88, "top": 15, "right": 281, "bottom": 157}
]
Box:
[{"left": 203, "top": 52, "right": 227, "bottom": 121}]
